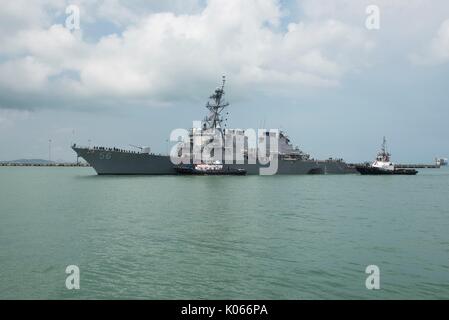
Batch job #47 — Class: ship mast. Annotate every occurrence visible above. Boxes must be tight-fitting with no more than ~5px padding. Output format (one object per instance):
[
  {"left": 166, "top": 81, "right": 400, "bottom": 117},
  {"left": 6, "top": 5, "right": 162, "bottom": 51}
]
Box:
[
  {"left": 198, "top": 76, "right": 230, "bottom": 162},
  {"left": 379, "top": 136, "right": 390, "bottom": 162},
  {"left": 204, "top": 75, "right": 229, "bottom": 135}
]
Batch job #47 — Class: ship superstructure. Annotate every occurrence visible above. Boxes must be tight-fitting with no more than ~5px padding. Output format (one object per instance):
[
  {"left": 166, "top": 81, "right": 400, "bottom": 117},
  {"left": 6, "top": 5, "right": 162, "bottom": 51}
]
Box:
[
  {"left": 435, "top": 157, "right": 448, "bottom": 167},
  {"left": 177, "top": 76, "right": 314, "bottom": 166},
  {"left": 372, "top": 136, "right": 394, "bottom": 171}
]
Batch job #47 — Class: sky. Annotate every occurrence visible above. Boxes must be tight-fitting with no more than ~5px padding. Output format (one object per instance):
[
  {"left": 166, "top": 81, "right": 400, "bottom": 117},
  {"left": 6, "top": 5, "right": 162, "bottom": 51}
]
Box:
[{"left": 0, "top": 0, "right": 448, "bottom": 163}]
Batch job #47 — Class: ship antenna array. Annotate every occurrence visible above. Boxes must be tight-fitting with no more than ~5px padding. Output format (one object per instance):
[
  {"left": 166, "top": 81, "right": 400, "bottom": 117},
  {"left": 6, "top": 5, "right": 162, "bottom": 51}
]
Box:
[
  {"left": 380, "top": 136, "right": 391, "bottom": 162},
  {"left": 205, "top": 75, "right": 229, "bottom": 131},
  {"left": 382, "top": 136, "right": 390, "bottom": 155}
]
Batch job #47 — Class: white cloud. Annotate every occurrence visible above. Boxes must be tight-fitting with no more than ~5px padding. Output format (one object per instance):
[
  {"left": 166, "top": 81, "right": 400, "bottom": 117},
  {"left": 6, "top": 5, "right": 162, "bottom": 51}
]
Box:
[
  {"left": 96, "top": 0, "right": 139, "bottom": 27},
  {"left": 0, "top": 56, "right": 56, "bottom": 92},
  {"left": 2, "top": 0, "right": 417, "bottom": 111},
  {"left": 411, "top": 19, "right": 449, "bottom": 65}
]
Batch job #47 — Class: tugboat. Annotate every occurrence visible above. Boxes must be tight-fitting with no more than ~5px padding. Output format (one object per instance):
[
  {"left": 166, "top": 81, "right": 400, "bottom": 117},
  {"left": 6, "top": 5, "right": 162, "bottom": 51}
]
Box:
[
  {"left": 175, "top": 161, "right": 247, "bottom": 176},
  {"left": 356, "top": 137, "right": 418, "bottom": 175}
]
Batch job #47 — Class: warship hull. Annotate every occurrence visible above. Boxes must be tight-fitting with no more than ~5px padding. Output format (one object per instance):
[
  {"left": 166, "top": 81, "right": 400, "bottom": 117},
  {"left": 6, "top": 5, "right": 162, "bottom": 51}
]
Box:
[{"left": 73, "top": 147, "right": 357, "bottom": 175}]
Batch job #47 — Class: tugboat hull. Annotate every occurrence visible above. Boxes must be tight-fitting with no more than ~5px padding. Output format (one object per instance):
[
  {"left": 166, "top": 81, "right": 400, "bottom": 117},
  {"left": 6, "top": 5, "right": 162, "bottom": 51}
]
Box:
[
  {"left": 175, "top": 165, "right": 247, "bottom": 176},
  {"left": 356, "top": 166, "right": 417, "bottom": 175}
]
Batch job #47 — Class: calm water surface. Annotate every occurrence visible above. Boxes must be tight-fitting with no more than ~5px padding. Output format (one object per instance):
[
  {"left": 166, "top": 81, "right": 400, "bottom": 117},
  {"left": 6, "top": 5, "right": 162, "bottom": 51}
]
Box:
[{"left": 0, "top": 167, "right": 448, "bottom": 299}]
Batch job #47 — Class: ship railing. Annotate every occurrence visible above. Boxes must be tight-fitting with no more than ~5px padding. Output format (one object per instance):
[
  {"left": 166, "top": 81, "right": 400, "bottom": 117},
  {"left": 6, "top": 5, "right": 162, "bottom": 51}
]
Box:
[{"left": 73, "top": 144, "right": 151, "bottom": 155}]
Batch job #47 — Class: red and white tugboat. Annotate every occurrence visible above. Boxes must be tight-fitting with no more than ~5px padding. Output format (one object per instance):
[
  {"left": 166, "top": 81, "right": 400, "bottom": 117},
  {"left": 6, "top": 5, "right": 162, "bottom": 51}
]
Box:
[{"left": 356, "top": 137, "right": 417, "bottom": 175}]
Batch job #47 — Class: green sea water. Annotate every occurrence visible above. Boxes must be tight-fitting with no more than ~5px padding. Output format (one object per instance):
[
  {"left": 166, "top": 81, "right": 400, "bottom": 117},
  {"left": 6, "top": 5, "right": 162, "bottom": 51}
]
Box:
[{"left": 0, "top": 167, "right": 448, "bottom": 299}]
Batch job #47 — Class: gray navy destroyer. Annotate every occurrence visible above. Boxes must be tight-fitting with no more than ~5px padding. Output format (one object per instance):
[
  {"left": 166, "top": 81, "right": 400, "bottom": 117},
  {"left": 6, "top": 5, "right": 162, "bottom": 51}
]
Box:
[{"left": 72, "top": 77, "right": 356, "bottom": 175}]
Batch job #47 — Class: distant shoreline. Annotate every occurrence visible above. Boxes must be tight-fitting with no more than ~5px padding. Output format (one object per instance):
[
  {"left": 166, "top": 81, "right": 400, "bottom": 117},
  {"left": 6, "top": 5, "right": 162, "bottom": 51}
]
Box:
[{"left": 0, "top": 163, "right": 90, "bottom": 167}]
